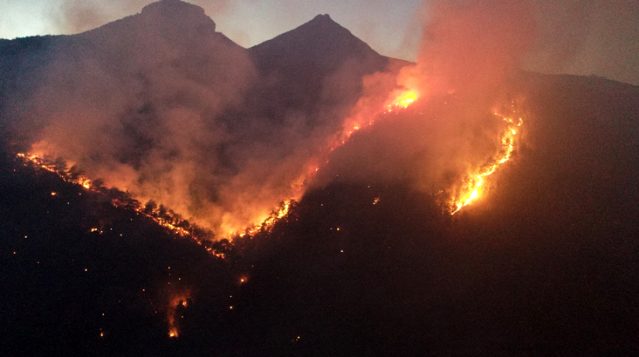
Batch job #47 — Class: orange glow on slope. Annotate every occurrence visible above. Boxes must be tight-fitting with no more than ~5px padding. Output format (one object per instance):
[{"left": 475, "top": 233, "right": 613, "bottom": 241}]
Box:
[
  {"left": 16, "top": 152, "right": 226, "bottom": 259},
  {"left": 17, "top": 148, "right": 292, "bottom": 246},
  {"left": 233, "top": 88, "right": 420, "bottom": 238},
  {"left": 17, "top": 86, "right": 423, "bottom": 244},
  {"left": 232, "top": 199, "right": 292, "bottom": 238},
  {"left": 385, "top": 89, "right": 419, "bottom": 112},
  {"left": 449, "top": 104, "right": 524, "bottom": 215}
]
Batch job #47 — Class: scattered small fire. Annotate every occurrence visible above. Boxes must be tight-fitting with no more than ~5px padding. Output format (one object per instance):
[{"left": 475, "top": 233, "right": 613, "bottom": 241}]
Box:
[
  {"left": 449, "top": 104, "right": 524, "bottom": 214},
  {"left": 167, "top": 291, "right": 190, "bottom": 339}
]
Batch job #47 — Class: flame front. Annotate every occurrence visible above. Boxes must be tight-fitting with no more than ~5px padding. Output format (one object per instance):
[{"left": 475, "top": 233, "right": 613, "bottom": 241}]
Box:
[
  {"left": 234, "top": 87, "right": 421, "bottom": 237},
  {"left": 386, "top": 89, "right": 419, "bottom": 112},
  {"left": 449, "top": 106, "right": 524, "bottom": 215},
  {"left": 16, "top": 85, "right": 522, "bottom": 243},
  {"left": 16, "top": 152, "right": 226, "bottom": 259}
]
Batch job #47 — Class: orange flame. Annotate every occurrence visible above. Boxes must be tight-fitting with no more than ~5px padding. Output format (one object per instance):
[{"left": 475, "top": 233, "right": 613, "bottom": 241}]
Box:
[
  {"left": 449, "top": 105, "right": 524, "bottom": 214},
  {"left": 16, "top": 152, "right": 227, "bottom": 258},
  {"left": 17, "top": 84, "right": 424, "bottom": 245},
  {"left": 385, "top": 89, "right": 419, "bottom": 112}
]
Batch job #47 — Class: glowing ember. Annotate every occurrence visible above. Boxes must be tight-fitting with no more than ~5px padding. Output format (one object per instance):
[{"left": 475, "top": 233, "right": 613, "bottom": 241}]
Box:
[{"left": 449, "top": 104, "right": 524, "bottom": 215}]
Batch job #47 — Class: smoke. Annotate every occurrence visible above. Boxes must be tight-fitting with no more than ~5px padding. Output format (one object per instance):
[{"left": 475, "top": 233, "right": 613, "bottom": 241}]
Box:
[
  {"left": 525, "top": 0, "right": 639, "bottom": 85},
  {"left": 12, "top": 0, "right": 352, "bottom": 237},
  {"left": 327, "top": 0, "right": 639, "bottom": 209},
  {"left": 11, "top": 0, "right": 632, "bottom": 238},
  {"left": 315, "top": 0, "right": 536, "bottom": 204}
]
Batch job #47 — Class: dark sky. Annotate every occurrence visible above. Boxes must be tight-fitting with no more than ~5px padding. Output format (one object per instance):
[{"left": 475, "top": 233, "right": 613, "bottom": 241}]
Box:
[{"left": 0, "top": 0, "right": 637, "bottom": 85}]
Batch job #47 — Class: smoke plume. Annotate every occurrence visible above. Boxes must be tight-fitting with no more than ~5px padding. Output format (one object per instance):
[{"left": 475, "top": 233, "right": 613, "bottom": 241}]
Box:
[
  {"left": 315, "top": 0, "right": 536, "bottom": 206},
  {"left": 15, "top": 0, "right": 628, "bottom": 237},
  {"left": 11, "top": 0, "right": 352, "bottom": 237}
]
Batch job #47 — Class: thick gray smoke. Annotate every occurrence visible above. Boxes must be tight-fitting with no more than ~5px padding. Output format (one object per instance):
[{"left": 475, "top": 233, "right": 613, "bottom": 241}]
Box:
[
  {"left": 525, "top": 0, "right": 639, "bottom": 85},
  {"left": 13, "top": 0, "right": 352, "bottom": 236}
]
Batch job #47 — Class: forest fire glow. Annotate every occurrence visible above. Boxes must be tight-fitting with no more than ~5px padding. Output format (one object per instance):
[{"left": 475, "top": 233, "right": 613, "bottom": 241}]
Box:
[
  {"left": 13, "top": 85, "right": 425, "bottom": 245},
  {"left": 386, "top": 89, "right": 419, "bottom": 112},
  {"left": 449, "top": 106, "right": 524, "bottom": 215},
  {"left": 16, "top": 148, "right": 300, "bottom": 246},
  {"left": 15, "top": 151, "right": 227, "bottom": 258},
  {"left": 15, "top": 82, "right": 521, "bottom": 249}
]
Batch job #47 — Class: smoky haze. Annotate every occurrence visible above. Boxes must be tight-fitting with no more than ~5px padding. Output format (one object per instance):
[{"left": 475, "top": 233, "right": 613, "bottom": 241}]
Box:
[
  {"left": 316, "top": 0, "right": 535, "bottom": 203},
  {"left": 48, "top": 0, "right": 229, "bottom": 35},
  {"left": 32, "top": 0, "right": 639, "bottom": 85},
  {"left": 8, "top": 1, "right": 356, "bottom": 237},
  {"left": 7, "top": 0, "right": 394, "bottom": 237},
  {"left": 526, "top": 0, "right": 639, "bottom": 86},
  {"left": 4, "top": 0, "right": 637, "bottom": 237}
]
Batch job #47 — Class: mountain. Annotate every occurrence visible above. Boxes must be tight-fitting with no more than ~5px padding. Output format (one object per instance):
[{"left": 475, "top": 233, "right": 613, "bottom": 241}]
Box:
[
  {"left": 247, "top": 14, "right": 398, "bottom": 127},
  {"left": 1, "top": 0, "right": 639, "bottom": 355},
  {"left": 0, "top": 0, "right": 254, "bottom": 149},
  {"left": 250, "top": 14, "right": 390, "bottom": 78}
]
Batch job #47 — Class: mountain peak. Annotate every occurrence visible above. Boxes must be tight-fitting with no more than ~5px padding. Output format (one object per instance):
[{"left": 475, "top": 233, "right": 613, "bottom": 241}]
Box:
[
  {"left": 141, "top": 0, "right": 205, "bottom": 16},
  {"left": 138, "top": 0, "right": 216, "bottom": 32},
  {"left": 301, "top": 13, "right": 350, "bottom": 35},
  {"left": 310, "top": 14, "right": 334, "bottom": 23},
  {"left": 250, "top": 13, "right": 379, "bottom": 58}
]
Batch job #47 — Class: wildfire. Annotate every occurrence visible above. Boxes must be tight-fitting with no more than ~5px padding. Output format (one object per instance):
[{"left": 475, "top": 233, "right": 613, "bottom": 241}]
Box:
[
  {"left": 14, "top": 85, "right": 421, "bottom": 244},
  {"left": 236, "top": 199, "right": 293, "bottom": 238},
  {"left": 236, "top": 87, "right": 422, "bottom": 239},
  {"left": 449, "top": 105, "right": 524, "bottom": 215},
  {"left": 386, "top": 89, "right": 419, "bottom": 112},
  {"left": 15, "top": 81, "right": 521, "bottom": 250},
  {"left": 15, "top": 152, "right": 227, "bottom": 259}
]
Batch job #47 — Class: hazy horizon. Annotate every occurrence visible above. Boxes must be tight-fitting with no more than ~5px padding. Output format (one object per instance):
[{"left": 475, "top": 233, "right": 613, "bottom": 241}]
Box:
[{"left": 1, "top": 0, "right": 637, "bottom": 85}]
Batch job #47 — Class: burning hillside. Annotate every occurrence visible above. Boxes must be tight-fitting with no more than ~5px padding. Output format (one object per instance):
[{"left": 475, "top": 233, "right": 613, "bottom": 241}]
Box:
[
  {"left": 2, "top": 0, "right": 638, "bottom": 354},
  {"left": 2, "top": 0, "right": 535, "bottom": 241}
]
